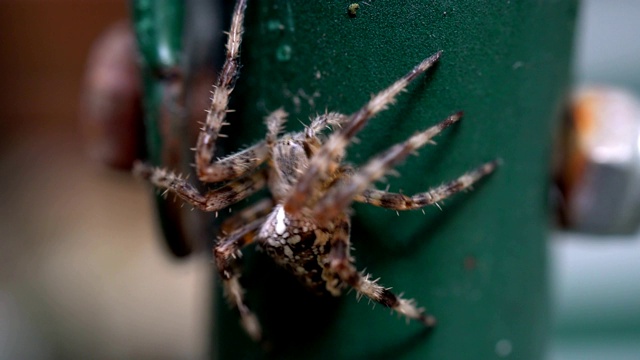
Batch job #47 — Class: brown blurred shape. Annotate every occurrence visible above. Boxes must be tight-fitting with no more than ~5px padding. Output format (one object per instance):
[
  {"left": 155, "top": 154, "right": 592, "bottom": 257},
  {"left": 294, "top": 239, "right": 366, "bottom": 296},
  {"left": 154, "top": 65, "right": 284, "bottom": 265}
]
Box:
[
  {"left": 0, "top": 1, "right": 128, "bottom": 146},
  {"left": 0, "top": 2, "right": 207, "bottom": 359}
]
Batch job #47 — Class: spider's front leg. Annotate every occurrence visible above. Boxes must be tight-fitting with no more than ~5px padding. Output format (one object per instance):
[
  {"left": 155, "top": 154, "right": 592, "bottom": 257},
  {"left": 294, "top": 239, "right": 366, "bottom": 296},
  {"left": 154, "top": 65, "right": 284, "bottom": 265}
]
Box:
[
  {"left": 195, "top": 0, "right": 269, "bottom": 182},
  {"left": 214, "top": 217, "right": 267, "bottom": 341},
  {"left": 285, "top": 53, "right": 442, "bottom": 214},
  {"left": 354, "top": 160, "right": 499, "bottom": 210},
  {"left": 326, "top": 218, "right": 436, "bottom": 327},
  {"left": 312, "top": 112, "right": 467, "bottom": 222},
  {"left": 134, "top": 163, "right": 268, "bottom": 212}
]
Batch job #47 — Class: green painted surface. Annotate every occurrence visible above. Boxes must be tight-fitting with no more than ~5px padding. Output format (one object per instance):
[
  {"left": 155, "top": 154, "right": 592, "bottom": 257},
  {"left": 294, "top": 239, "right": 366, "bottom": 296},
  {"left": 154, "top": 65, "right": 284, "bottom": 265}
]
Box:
[
  {"left": 132, "top": 0, "right": 184, "bottom": 165},
  {"left": 132, "top": 0, "right": 195, "bottom": 256},
  {"left": 213, "top": 1, "right": 578, "bottom": 359}
]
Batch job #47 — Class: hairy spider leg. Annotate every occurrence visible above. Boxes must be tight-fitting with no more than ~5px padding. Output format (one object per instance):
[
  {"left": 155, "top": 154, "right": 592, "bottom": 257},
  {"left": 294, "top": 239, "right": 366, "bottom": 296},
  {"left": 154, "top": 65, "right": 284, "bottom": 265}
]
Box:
[
  {"left": 214, "top": 217, "right": 268, "bottom": 341},
  {"left": 305, "top": 112, "right": 348, "bottom": 139},
  {"left": 285, "top": 52, "right": 442, "bottom": 214},
  {"left": 265, "top": 108, "right": 288, "bottom": 146},
  {"left": 312, "top": 112, "right": 463, "bottom": 222},
  {"left": 198, "top": 142, "right": 270, "bottom": 182},
  {"left": 134, "top": 162, "right": 268, "bottom": 212},
  {"left": 221, "top": 197, "right": 275, "bottom": 235},
  {"left": 353, "top": 160, "right": 500, "bottom": 210},
  {"left": 326, "top": 218, "right": 436, "bottom": 326},
  {"left": 195, "top": 0, "right": 269, "bottom": 182},
  {"left": 220, "top": 197, "right": 275, "bottom": 246}
]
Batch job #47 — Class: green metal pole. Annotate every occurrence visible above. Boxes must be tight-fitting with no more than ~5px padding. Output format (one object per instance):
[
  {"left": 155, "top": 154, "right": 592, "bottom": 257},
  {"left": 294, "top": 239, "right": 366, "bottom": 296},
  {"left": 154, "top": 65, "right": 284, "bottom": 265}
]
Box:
[
  {"left": 131, "top": 0, "right": 193, "bottom": 256},
  {"left": 132, "top": 0, "right": 220, "bottom": 257},
  {"left": 214, "top": 1, "right": 578, "bottom": 359},
  {"left": 130, "top": 0, "right": 580, "bottom": 358},
  {"left": 131, "top": 0, "right": 184, "bottom": 167}
]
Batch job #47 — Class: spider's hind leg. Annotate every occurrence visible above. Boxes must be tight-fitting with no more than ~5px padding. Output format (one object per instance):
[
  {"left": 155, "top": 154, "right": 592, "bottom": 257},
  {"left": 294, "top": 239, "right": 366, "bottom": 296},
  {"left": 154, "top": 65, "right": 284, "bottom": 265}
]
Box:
[
  {"left": 214, "top": 217, "right": 267, "bottom": 341},
  {"left": 327, "top": 224, "right": 436, "bottom": 327}
]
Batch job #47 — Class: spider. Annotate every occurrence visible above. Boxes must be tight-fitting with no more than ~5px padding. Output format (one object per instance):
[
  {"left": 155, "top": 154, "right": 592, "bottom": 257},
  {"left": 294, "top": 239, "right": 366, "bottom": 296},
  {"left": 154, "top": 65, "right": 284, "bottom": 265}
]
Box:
[{"left": 135, "top": 0, "right": 497, "bottom": 342}]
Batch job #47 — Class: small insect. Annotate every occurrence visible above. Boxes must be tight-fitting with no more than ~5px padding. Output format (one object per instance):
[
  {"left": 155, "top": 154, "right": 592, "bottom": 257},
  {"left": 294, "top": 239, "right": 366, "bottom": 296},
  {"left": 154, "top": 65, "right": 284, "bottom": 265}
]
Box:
[{"left": 135, "top": 0, "right": 497, "bottom": 341}]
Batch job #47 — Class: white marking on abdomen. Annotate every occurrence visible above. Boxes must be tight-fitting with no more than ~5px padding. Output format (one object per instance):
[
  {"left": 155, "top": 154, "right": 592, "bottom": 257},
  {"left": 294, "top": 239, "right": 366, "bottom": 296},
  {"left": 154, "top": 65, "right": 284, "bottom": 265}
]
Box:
[{"left": 275, "top": 206, "right": 286, "bottom": 235}]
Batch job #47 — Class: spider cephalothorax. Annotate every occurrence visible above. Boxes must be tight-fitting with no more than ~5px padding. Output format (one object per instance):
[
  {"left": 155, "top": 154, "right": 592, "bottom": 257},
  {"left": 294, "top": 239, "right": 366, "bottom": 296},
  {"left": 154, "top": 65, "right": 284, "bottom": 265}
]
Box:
[{"left": 135, "top": 0, "right": 497, "bottom": 341}]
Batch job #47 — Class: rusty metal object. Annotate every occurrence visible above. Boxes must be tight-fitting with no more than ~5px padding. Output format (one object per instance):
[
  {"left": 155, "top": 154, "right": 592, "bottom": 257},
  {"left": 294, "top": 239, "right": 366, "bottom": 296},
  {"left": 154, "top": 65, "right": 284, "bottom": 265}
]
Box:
[{"left": 558, "top": 86, "right": 640, "bottom": 233}]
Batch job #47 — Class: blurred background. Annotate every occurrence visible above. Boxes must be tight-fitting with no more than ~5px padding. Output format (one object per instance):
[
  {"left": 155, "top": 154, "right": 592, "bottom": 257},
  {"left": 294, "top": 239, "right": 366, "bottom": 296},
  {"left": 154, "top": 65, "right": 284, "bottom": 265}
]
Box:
[
  {"left": 0, "top": 1, "right": 209, "bottom": 359},
  {"left": 550, "top": 1, "right": 640, "bottom": 359},
  {"left": 0, "top": 0, "right": 638, "bottom": 359}
]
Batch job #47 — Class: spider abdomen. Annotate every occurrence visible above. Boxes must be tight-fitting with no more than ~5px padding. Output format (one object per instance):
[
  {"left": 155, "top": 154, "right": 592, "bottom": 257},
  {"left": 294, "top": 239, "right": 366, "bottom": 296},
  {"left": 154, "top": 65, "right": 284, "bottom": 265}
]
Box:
[{"left": 259, "top": 205, "right": 344, "bottom": 295}]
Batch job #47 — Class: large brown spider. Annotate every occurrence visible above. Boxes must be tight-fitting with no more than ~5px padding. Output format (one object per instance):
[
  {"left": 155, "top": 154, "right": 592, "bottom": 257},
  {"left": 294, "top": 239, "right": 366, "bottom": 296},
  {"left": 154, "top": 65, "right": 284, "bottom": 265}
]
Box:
[{"left": 135, "top": 0, "right": 497, "bottom": 342}]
